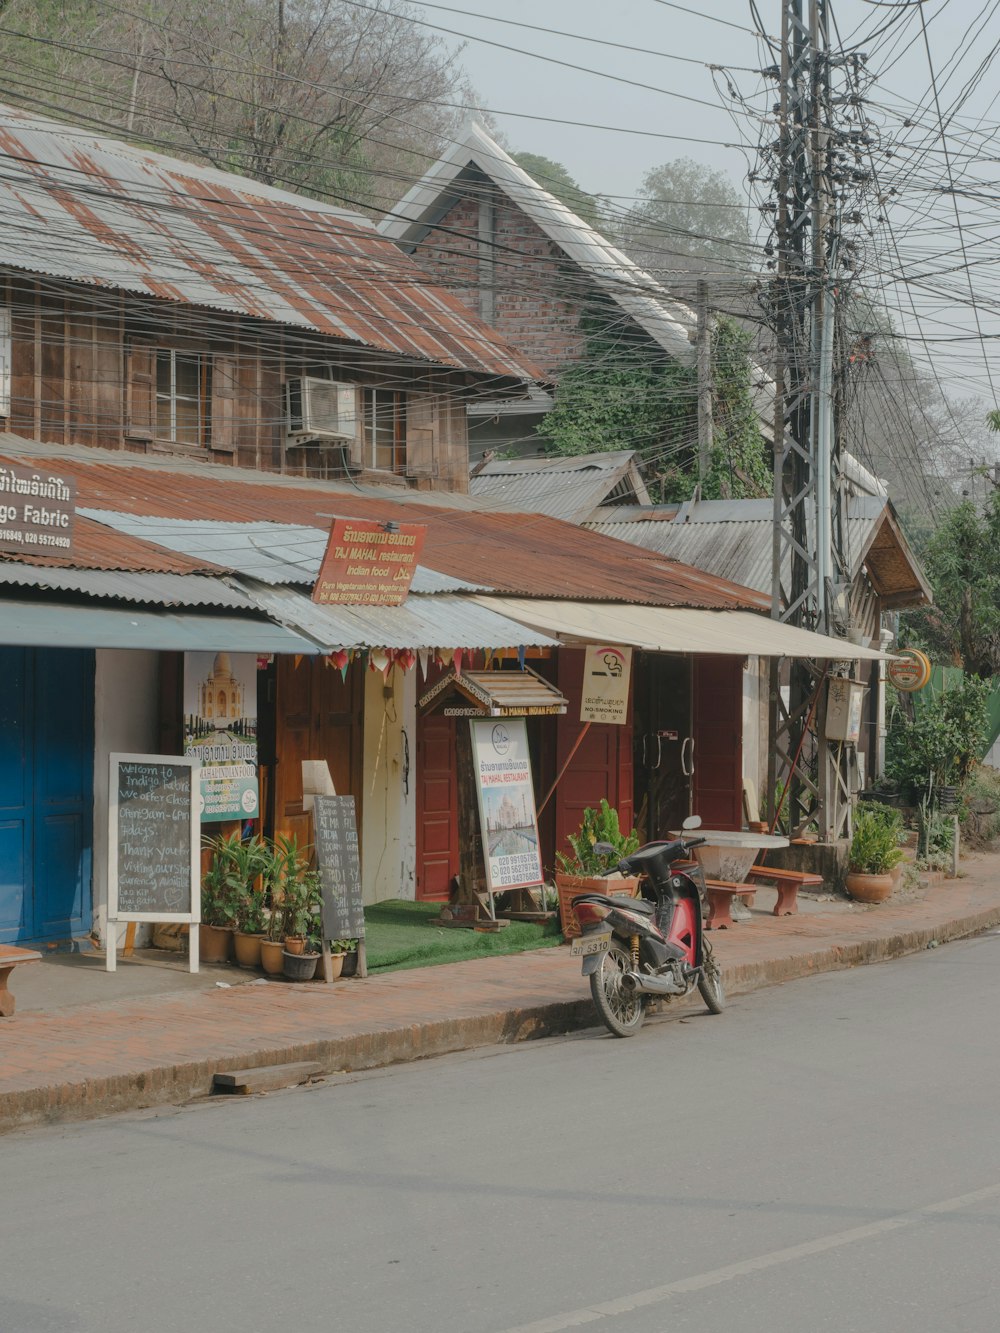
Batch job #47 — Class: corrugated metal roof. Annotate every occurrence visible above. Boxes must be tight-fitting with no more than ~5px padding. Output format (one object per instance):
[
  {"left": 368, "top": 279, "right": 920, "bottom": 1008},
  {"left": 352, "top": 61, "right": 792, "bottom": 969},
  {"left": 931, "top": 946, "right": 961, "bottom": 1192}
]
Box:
[
  {"left": 8, "top": 446, "right": 765, "bottom": 610},
  {"left": 469, "top": 450, "right": 650, "bottom": 524},
  {"left": 0, "top": 104, "right": 541, "bottom": 382},
  {"left": 239, "top": 581, "right": 558, "bottom": 651},
  {"left": 0, "top": 562, "right": 247, "bottom": 608},
  {"left": 472, "top": 599, "right": 892, "bottom": 661},
  {"left": 587, "top": 498, "right": 905, "bottom": 601},
  {"left": 0, "top": 601, "right": 316, "bottom": 652},
  {"left": 76, "top": 510, "right": 491, "bottom": 593}
]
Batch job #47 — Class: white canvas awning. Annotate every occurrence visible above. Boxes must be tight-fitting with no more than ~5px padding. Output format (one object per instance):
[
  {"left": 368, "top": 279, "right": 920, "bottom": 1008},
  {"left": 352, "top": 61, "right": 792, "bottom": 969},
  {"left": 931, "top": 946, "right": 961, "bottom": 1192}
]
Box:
[{"left": 471, "top": 599, "right": 891, "bottom": 660}]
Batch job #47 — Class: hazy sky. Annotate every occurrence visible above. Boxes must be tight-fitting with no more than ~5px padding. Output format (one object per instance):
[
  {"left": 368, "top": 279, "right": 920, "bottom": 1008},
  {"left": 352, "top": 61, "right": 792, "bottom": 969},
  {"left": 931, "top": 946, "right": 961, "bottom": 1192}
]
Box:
[{"left": 408, "top": 0, "right": 978, "bottom": 198}]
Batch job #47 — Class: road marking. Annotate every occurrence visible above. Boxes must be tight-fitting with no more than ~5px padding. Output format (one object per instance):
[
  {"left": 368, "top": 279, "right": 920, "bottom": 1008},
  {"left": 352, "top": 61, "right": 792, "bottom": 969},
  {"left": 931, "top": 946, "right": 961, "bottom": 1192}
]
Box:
[{"left": 499, "top": 1181, "right": 1000, "bottom": 1332}]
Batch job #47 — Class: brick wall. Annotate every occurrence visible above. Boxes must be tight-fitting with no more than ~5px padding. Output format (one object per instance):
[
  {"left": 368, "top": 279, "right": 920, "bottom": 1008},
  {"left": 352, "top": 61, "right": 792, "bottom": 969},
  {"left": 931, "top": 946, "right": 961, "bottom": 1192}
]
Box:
[{"left": 409, "top": 185, "right": 589, "bottom": 379}]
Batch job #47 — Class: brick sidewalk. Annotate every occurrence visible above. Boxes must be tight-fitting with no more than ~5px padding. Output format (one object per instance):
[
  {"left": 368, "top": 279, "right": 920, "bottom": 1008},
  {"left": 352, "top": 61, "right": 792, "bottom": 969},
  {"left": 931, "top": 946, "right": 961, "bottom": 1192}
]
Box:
[{"left": 3, "top": 858, "right": 1000, "bottom": 1134}]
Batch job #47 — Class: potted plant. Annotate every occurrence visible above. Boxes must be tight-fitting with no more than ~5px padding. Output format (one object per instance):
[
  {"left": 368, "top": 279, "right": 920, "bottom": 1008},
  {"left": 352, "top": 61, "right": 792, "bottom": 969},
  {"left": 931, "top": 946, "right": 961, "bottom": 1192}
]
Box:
[
  {"left": 554, "top": 800, "right": 641, "bottom": 939},
  {"left": 283, "top": 909, "right": 322, "bottom": 982},
  {"left": 326, "top": 937, "right": 357, "bottom": 981},
  {"left": 199, "top": 836, "right": 240, "bottom": 963},
  {"left": 260, "top": 834, "right": 315, "bottom": 975},
  {"left": 846, "top": 802, "right": 905, "bottom": 903},
  {"left": 223, "top": 835, "right": 269, "bottom": 968}
]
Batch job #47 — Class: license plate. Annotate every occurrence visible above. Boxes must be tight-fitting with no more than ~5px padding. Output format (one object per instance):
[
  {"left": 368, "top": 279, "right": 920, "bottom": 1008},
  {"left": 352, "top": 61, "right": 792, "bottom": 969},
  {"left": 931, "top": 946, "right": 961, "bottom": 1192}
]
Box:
[{"left": 570, "top": 930, "right": 612, "bottom": 958}]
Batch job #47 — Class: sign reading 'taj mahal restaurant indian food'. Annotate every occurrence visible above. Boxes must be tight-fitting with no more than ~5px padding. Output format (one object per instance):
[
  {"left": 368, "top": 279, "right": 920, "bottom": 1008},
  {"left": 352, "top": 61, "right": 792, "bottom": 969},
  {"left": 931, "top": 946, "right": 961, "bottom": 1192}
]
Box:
[
  {"left": 0, "top": 463, "right": 76, "bottom": 556},
  {"left": 313, "top": 519, "right": 426, "bottom": 606}
]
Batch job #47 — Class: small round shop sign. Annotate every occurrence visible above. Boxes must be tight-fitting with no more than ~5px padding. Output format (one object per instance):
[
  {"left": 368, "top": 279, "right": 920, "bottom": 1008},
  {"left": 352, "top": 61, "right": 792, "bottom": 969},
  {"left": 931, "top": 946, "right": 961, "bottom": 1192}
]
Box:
[{"left": 887, "top": 648, "right": 932, "bottom": 692}]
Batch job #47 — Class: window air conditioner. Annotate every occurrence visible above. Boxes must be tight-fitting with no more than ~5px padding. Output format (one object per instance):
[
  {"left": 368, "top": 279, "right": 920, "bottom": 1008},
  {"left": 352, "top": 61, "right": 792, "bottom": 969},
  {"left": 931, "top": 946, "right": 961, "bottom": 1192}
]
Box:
[{"left": 284, "top": 377, "right": 357, "bottom": 442}]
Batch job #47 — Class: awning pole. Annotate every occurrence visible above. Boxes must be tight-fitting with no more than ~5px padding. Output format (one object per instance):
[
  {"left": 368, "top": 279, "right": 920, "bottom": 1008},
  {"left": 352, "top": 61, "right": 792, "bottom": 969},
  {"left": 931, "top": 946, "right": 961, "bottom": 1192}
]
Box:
[{"left": 537, "top": 721, "right": 591, "bottom": 817}]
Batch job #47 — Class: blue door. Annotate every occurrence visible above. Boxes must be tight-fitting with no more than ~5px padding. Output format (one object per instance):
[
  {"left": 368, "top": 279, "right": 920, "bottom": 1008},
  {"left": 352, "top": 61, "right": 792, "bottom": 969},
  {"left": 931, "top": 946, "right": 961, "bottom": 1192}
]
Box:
[{"left": 0, "top": 647, "right": 94, "bottom": 945}]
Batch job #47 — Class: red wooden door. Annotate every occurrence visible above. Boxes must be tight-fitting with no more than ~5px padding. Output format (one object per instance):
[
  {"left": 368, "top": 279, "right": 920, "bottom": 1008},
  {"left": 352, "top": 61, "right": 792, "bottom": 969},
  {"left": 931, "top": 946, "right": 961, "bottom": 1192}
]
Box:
[
  {"left": 415, "top": 714, "right": 459, "bottom": 901},
  {"left": 553, "top": 649, "right": 635, "bottom": 863},
  {"left": 692, "top": 656, "right": 743, "bottom": 831}
]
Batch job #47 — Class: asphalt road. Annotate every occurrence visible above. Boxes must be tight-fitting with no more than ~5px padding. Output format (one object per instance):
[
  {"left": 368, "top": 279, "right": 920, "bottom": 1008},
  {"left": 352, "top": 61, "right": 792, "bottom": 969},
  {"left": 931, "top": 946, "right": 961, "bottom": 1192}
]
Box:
[{"left": 4, "top": 932, "right": 1000, "bottom": 1333}]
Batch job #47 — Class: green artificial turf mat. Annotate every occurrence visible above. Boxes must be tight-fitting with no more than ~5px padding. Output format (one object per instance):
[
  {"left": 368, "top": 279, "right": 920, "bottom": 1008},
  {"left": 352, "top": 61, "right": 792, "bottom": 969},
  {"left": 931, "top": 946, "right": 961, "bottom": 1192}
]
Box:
[{"left": 363, "top": 899, "right": 563, "bottom": 974}]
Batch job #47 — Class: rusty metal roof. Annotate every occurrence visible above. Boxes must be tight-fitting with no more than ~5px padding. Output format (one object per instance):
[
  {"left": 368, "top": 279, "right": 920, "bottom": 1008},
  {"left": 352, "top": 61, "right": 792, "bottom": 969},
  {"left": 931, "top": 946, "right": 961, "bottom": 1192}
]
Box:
[
  {"left": 0, "top": 445, "right": 767, "bottom": 610},
  {"left": 0, "top": 105, "right": 541, "bottom": 382}
]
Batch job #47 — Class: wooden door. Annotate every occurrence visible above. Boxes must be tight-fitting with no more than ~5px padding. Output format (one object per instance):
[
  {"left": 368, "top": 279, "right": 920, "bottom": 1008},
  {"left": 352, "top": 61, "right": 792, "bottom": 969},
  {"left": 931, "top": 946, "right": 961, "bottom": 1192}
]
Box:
[
  {"left": 634, "top": 653, "right": 692, "bottom": 843},
  {"left": 273, "top": 658, "right": 363, "bottom": 847},
  {"left": 415, "top": 714, "right": 459, "bottom": 901},
  {"left": 692, "top": 656, "right": 743, "bottom": 831},
  {"left": 553, "top": 649, "right": 634, "bottom": 863}
]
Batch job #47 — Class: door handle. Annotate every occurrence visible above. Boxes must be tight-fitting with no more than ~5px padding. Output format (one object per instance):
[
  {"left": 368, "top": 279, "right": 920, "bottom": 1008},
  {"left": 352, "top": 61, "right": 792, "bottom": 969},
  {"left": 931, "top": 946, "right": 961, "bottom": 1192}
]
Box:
[{"left": 681, "top": 736, "right": 695, "bottom": 777}]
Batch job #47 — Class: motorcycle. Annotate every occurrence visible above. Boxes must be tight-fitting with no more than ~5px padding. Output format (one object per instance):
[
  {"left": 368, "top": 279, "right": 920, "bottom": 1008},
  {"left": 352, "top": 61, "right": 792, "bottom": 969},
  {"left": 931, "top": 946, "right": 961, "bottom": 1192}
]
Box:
[{"left": 569, "top": 817, "right": 725, "bottom": 1038}]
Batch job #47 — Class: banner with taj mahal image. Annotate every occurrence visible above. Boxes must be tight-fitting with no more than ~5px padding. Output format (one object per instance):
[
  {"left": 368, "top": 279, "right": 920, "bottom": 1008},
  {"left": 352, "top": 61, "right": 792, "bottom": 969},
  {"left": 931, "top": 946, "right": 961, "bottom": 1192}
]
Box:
[
  {"left": 470, "top": 718, "right": 543, "bottom": 893},
  {"left": 183, "top": 652, "right": 259, "bottom": 823}
]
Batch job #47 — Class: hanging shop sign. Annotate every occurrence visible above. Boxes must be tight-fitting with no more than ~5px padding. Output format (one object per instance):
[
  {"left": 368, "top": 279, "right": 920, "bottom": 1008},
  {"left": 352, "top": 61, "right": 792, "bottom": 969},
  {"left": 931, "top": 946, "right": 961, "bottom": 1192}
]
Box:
[
  {"left": 471, "top": 718, "right": 544, "bottom": 893},
  {"left": 0, "top": 462, "right": 75, "bottom": 555},
  {"left": 313, "top": 518, "right": 426, "bottom": 606},
  {"left": 183, "top": 652, "right": 259, "bottom": 822},
  {"left": 887, "top": 648, "right": 932, "bottom": 693},
  {"left": 107, "top": 754, "right": 200, "bottom": 973},
  {"left": 580, "top": 644, "right": 633, "bottom": 725},
  {"left": 419, "top": 666, "right": 567, "bottom": 717}
]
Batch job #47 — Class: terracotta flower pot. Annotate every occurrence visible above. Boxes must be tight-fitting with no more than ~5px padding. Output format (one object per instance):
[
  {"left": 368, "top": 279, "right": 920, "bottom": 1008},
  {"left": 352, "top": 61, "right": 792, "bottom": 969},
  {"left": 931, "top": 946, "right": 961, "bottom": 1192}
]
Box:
[
  {"left": 199, "top": 923, "right": 232, "bottom": 964},
  {"left": 326, "top": 952, "right": 345, "bottom": 981},
  {"left": 554, "top": 873, "right": 640, "bottom": 940},
  {"left": 233, "top": 931, "right": 263, "bottom": 969},
  {"left": 846, "top": 871, "right": 893, "bottom": 903},
  {"left": 283, "top": 950, "right": 319, "bottom": 981},
  {"left": 260, "top": 938, "right": 285, "bottom": 976},
  {"left": 283, "top": 936, "right": 306, "bottom": 956}
]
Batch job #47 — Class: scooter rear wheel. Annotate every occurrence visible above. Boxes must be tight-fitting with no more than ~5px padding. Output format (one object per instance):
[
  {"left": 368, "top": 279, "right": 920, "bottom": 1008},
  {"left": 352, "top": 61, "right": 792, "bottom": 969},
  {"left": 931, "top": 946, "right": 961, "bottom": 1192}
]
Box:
[
  {"left": 590, "top": 940, "right": 645, "bottom": 1038},
  {"left": 697, "top": 943, "right": 725, "bottom": 1014}
]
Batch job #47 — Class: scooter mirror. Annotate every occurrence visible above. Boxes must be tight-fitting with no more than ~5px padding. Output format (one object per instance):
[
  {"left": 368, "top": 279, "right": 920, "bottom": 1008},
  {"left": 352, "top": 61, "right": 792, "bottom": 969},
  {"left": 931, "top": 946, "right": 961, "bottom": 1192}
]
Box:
[
  {"left": 593, "top": 841, "right": 616, "bottom": 856},
  {"left": 682, "top": 815, "right": 702, "bottom": 830}
]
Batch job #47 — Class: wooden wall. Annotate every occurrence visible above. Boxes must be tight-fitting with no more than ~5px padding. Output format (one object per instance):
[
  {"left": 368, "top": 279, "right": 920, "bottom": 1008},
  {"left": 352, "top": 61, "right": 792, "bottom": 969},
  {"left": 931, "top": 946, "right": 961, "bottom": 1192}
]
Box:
[{"left": 0, "top": 272, "right": 472, "bottom": 490}]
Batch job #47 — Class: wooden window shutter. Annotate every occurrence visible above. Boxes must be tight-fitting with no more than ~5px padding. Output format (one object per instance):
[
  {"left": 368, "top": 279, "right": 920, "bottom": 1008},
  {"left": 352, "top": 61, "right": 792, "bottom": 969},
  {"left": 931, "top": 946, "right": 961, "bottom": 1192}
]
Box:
[
  {"left": 346, "top": 387, "right": 364, "bottom": 471},
  {"left": 125, "top": 340, "right": 155, "bottom": 440},
  {"left": 406, "top": 392, "right": 436, "bottom": 477},
  {"left": 211, "top": 354, "right": 238, "bottom": 453}
]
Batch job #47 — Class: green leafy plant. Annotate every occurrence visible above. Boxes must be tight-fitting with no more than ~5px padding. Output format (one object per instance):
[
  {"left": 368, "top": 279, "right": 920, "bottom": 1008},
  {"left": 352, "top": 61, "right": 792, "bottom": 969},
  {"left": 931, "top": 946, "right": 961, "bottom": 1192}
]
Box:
[
  {"left": 848, "top": 802, "right": 905, "bottom": 876},
  {"left": 886, "top": 675, "right": 990, "bottom": 800},
  {"left": 203, "top": 832, "right": 270, "bottom": 933},
  {"left": 330, "top": 937, "right": 358, "bottom": 955},
  {"left": 556, "top": 799, "right": 640, "bottom": 875},
  {"left": 261, "top": 833, "right": 321, "bottom": 942}
]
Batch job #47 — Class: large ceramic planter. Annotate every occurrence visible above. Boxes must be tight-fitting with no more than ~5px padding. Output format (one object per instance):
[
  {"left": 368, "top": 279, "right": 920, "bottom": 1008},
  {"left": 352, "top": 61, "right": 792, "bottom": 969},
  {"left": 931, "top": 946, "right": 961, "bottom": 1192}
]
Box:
[
  {"left": 199, "top": 923, "right": 232, "bottom": 964},
  {"left": 283, "top": 950, "right": 319, "bottom": 981},
  {"left": 326, "top": 952, "right": 346, "bottom": 981},
  {"left": 233, "top": 931, "right": 264, "bottom": 969},
  {"left": 846, "top": 871, "right": 893, "bottom": 903},
  {"left": 341, "top": 949, "right": 358, "bottom": 978},
  {"left": 555, "top": 873, "right": 640, "bottom": 940},
  {"left": 260, "top": 939, "right": 285, "bottom": 976}
]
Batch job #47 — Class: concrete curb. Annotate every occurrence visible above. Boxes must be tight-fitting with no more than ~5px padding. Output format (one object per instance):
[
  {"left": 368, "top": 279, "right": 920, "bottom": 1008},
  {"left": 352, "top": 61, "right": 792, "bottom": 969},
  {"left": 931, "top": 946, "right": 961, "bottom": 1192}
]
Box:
[{"left": 4, "top": 902, "right": 1000, "bottom": 1135}]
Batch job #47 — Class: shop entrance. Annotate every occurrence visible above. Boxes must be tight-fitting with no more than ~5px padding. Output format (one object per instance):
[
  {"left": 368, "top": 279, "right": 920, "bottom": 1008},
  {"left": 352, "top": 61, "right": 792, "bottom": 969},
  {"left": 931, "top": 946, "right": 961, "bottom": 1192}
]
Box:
[{"left": 0, "top": 647, "right": 94, "bottom": 945}]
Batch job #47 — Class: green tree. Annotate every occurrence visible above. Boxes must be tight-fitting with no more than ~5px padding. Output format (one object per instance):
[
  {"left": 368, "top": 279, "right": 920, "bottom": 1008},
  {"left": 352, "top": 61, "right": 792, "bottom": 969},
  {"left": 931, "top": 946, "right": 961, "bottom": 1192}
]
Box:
[
  {"left": 511, "top": 152, "right": 606, "bottom": 232},
  {"left": 620, "top": 157, "right": 752, "bottom": 272},
  {"left": 901, "top": 493, "right": 1000, "bottom": 678}
]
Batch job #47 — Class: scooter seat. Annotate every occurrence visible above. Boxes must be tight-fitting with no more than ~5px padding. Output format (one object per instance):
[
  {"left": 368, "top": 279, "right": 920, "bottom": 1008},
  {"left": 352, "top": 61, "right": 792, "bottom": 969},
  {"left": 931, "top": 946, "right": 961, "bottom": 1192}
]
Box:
[{"left": 573, "top": 892, "right": 655, "bottom": 915}]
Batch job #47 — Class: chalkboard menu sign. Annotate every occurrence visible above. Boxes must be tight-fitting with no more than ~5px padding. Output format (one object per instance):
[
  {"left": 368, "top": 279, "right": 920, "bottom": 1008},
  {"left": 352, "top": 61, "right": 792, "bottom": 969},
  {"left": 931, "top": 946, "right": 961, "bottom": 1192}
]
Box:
[
  {"left": 108, "top": 754, "right": 200, "bottom": 923},
  {"left": 313, "top": 795, "right": 365, "bottom": 941}
]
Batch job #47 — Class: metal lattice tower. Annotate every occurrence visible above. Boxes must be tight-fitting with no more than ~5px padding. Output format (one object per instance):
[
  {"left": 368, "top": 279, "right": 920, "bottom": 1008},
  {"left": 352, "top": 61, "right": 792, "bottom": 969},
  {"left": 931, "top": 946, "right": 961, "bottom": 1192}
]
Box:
[{"left": 764, "top": 0, "right": 860, "bottom": 841}]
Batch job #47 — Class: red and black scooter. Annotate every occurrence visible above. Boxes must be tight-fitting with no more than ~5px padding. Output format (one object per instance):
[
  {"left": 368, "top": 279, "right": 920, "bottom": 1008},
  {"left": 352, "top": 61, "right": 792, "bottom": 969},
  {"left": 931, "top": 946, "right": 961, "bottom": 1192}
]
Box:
[{"left": 570, "top": 818, "right": 725, "bottom": 1037}]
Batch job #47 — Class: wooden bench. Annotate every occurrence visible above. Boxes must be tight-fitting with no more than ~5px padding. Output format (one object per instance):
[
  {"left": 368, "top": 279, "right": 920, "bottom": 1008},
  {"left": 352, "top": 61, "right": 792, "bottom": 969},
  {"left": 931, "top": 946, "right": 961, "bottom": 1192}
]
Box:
[
  {"left": 0, "top": 944, "right": 42, "bottom": 1017},
  {"left": 745, "top": 865, "right": 823, "bottom": 916},
  {"left": 704, "top": 880, "right": 757, "bottom": 930}
]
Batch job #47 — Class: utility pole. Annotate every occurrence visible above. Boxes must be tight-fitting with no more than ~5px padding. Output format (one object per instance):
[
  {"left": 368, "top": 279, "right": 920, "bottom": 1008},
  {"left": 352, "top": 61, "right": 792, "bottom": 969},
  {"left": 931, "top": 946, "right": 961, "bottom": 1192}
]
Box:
[
  {"left": 696, "top": 279, "right": 713, "bottom": 489},
  {"left": 764, "top": 0, "right": 860, "bottom": 841}
]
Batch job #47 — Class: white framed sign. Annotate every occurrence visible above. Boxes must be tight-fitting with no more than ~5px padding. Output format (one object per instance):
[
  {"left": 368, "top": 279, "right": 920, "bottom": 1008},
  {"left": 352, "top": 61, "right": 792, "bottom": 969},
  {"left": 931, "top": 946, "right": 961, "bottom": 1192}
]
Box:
[
  {"left": 580, "top": 644, "right": 632, "bottom": 724},
  {"left": 107, "top": 754, "right": 201, "bottom": 973},
  {"left": 470, "top": 718, "right": 544, "bottom": 893}
]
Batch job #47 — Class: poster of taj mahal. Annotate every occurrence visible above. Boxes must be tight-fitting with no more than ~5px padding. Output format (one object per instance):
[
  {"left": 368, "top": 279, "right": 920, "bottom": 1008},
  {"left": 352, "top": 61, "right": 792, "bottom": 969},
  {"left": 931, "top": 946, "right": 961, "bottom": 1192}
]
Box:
[{"left": 183, "top": 652, "right": 259, "bottom": 823}]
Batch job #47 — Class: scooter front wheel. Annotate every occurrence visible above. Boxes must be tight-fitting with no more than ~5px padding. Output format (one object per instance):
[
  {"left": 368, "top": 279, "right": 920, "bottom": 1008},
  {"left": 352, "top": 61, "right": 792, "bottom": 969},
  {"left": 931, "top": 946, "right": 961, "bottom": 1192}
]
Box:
[
  {"left": 697, "top": 943, "right": 725, "bottom": 1014},
  {"left": 590, "top": 940, "right": 645, "bottom": 1037}
]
